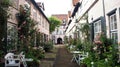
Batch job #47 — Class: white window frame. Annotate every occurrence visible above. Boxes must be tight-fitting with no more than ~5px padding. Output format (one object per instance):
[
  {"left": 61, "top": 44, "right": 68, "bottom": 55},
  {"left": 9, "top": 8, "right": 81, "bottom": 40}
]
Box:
[
  {"left": 94, "top": 20, "right": 102, "bottom": 37},
  {"left": 109, "top": 13, "right": 118, "bottom": 43}
]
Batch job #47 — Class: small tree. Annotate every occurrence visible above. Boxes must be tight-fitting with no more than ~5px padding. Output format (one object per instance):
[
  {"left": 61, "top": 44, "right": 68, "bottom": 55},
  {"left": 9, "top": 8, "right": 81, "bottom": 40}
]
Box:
[{"left": 48, "top": 16, "right": 61, "bottom": 33}]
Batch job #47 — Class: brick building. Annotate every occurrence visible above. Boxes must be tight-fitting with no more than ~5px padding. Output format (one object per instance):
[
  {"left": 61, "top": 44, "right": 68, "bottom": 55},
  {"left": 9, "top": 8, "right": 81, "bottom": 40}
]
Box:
[{"left": 1, "top": 0, "right": 50, "bottom": 51}]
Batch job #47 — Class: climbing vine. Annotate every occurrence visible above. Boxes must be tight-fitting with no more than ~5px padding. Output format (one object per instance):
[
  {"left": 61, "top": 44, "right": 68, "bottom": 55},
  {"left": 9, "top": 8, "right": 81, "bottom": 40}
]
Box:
[{"left": 17, "top": 5, "right": 37, "bottom": 52}]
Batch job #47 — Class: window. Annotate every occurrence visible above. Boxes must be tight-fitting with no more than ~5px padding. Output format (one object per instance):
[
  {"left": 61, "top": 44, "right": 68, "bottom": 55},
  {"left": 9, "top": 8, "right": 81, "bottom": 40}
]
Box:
[
  {"left": 43, "top": 19, "right": 45, "bottom": 27},
  {"left": 40, "top": 15, "right": 42, "bottom": 25},
  {"left": 110, "top": 14, "right": 117, "bottom": 30},
  {"left": 41, "top": 17, "right": 44, "bottom": 27},
  {"left": 38, "top": 15, "right": 41, "bottom": 25},
  {"left": 7, "top": 22, "right": 18, "bottom": 51},
  {"left": 109, "top": 13, "right": 118, "bottom": 43},
  {"left": 94, "top": 20, "right": 101, "bottom": 37},
  {"left": 33, "top": 8, "right": 37, "bottom": 20}
]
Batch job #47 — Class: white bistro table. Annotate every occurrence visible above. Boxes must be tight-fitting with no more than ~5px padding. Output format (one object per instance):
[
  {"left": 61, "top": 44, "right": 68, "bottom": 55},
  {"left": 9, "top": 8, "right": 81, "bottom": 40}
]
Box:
[{"left": 71, "top": 51, "right": 83, "bottom": 65}]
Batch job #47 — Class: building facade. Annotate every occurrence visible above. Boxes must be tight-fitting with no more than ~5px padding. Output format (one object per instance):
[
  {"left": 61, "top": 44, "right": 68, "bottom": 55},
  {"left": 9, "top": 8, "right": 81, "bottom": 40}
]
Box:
[
  {"left": 1, "top": 0, "right": 50, "bottom": 51},
  {"left": 65, "top": 0, "right": 120, "bottom": 48},
  {"left": 30, "top": 0, "right": 50, "bottom": 42},
  {"left": 52, "top": 14, "right": 68, "bottom": 44},
  {"left": 78, "top": 0, "right": 120, "bottom": 44}
]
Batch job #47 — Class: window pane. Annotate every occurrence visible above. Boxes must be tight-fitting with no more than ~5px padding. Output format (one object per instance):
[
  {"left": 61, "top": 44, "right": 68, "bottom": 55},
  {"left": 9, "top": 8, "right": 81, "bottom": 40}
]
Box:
[
  {"left": 114, "top": 15, "right": 117, "bottom": 29},
  {"left": 114, "top": 22, "right": 117, "bottom": 29},
  {"left": 114, "top": 14, "right": 116, "bottom": 22},
  {"left": 94, "top": 20, "right": 101, "bottom": 37}
]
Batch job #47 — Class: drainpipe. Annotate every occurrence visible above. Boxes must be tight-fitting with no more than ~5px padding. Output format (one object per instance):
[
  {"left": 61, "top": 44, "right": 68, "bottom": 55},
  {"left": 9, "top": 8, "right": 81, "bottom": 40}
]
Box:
[{"left": 102, "top": 0, "right": 106, "bottom": 35}]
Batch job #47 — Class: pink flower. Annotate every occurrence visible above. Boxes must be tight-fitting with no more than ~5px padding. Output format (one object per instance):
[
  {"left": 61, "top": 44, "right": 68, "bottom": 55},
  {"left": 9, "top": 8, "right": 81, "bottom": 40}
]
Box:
[
  {"left": 20, "top": 35, "right": 23, "bottom": 38},
  {"left": 23, "top": 21, "right": 26, "bottom": 25},
  {"left": 94, "top": 35, "right": 102, "bottom": 45},
  {"left": 94, "top": 41, "right": 102, "bottom": 45},
  {"left": 17, "top": 27, "right": 21, "bottom": 30}
]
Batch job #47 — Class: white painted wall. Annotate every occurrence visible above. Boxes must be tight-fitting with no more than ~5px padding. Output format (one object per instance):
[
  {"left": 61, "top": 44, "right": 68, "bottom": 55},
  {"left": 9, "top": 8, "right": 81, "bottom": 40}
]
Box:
[
  {"left": 88, "top": 0, "right": 103, "bottom": 23},
  {"left": 104, "top": 0, "right": 120, "bottom": 43}
]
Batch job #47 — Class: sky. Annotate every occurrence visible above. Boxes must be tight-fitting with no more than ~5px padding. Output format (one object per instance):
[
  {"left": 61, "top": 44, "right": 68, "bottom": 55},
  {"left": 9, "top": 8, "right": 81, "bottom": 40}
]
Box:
[{"left": 35, "top": 0, "right": 72, "bottom": 17}]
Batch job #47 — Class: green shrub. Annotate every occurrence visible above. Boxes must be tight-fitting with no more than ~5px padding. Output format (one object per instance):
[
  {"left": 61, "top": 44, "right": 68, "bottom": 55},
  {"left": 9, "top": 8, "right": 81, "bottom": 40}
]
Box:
[
  {"left": 26, "top": 47, "right": 45, "bottom": 60},
  {"left": 27, "top": 59, "right": 40, "bottom": 67},
  {"left": 76, "top": 43, "right": 83, "bottom": 51},
  {"left": 25, "top": 47, "right": 45, "bottom": 67},
  {"left": 43, "top": 42, "right": 53, "bottom": 52},
  {"left": 0, "top": 50, "right": 4, "bottom": 59}
]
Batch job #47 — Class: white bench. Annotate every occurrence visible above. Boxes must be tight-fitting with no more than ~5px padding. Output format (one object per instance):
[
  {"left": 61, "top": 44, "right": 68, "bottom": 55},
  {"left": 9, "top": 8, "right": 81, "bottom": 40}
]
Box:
[
  {"left": 5, "top": 52, "right": 33, "bottom": 67},
  {"left": 5, "top": 53, "right": 20, "bottom": 67}
]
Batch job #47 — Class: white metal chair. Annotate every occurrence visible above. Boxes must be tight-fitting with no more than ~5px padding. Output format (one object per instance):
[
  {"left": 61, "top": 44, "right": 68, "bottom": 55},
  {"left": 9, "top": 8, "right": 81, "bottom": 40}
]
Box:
[
  {"left": 19, "top": 52, "right": 33, "bottom": 67},
  {"left": 71, "top": 51, "right": 89, "bottom": 65},
  {"left": 20, "top": 55, "right": 27, "bottom": 67},
  {"left": 5, "top": 53, "right": 20, "bottom": 67}
]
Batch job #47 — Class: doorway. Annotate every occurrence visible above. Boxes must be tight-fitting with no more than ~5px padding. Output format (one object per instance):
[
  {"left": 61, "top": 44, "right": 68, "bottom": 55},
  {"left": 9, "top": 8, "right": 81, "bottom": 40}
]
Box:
[{"left": 57, "top": 38, "right": 62, "bottom": 44}]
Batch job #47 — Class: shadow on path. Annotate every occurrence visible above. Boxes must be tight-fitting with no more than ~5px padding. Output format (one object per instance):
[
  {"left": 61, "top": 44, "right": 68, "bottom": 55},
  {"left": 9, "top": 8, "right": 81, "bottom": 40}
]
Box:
[{"left": 53, "top": 45, "right": 79, "bottom": 67}]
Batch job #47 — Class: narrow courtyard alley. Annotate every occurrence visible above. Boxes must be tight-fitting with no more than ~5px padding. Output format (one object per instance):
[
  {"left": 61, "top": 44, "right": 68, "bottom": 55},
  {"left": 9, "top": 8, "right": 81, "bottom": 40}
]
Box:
[
  {"left": 53, "top": 45, "right": 79, "bottom": 67},
  {"left": 1, "top": 0, "right": 120, "bottom": 67}
]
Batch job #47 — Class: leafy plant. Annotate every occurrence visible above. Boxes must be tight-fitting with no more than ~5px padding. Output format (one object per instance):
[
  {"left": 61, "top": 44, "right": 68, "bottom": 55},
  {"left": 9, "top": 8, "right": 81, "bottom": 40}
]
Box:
[
  {"left": 25, "top": 47, "right": 45, "bottom": 67},
  {"left": 43, "top": 41, "right": 53, "bottom": 52},
  {"left": 26, "top": 47, "right": 45, "bottom": 60},
  {"left": 0, "top": 50, "right": 4, "bottom": 59},
  {"left": 48, "top": 16, "right": 61, "bottom": 33},
  {"left": 64, "top": 36, "right": 68, "bottom": 44},
  {"left": 83, "top": 34, "right": 120, "bottom": 67},
  {"left": 75, "top": 39, "right": 83, "bottom": 51},
  {"left": 17, "top": 5, "right": 37, "bottom": 52}
]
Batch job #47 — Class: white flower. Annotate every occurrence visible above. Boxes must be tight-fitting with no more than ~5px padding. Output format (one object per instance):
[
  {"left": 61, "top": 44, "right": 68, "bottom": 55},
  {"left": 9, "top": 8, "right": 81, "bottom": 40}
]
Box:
[
  {"left": 91, "top": 62, "right": 94, "bottom": 64},
  {"left": 93, "top": 46, "right": 97, "bottom": 50}
]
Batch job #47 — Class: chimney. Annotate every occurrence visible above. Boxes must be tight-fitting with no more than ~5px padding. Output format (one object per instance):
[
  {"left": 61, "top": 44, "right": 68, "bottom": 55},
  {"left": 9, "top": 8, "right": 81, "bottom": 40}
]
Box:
[
  {"left": 37, "top": 2, "right": 45, "bottom": 11},
  {"left": 72, "top": 0, "right": 79, "bottom": 6},
  {"left": 68, "top": 11, "right": 71, "bottom": 18}
]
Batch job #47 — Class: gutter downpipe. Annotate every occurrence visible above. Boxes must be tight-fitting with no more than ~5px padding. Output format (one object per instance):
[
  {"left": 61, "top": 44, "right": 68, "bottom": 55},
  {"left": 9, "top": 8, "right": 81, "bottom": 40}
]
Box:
[{"left": 102, "top": 0, "right": 106, "bottom": 35}]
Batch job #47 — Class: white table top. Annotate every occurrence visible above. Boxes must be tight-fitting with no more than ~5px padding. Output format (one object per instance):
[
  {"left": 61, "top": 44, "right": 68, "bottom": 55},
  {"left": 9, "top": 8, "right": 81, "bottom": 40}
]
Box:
[{"left": 71, "top": 51, "right": 82, "bottom": 54}]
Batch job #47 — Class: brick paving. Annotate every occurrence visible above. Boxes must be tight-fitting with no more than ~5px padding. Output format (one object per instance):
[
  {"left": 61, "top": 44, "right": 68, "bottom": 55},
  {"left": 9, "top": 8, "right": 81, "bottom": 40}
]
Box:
[{"left": 53, "top": 45, "right": 79, "bottom": 67}]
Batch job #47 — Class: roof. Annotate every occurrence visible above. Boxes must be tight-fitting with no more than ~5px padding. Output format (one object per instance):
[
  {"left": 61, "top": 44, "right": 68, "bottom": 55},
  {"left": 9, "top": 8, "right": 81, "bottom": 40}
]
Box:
[
  {"left": 52, "top": 14, "right": 68, "bottom": 22},
  {"left": 30, "top": 0, "right": 50, "bottom": 23}
]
